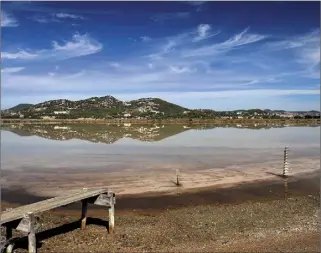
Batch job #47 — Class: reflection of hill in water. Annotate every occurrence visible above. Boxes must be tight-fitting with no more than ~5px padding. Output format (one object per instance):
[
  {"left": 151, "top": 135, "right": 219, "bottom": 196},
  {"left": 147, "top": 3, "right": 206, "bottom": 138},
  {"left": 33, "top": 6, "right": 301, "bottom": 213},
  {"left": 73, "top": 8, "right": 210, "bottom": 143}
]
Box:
[
  {"left": 3, "top": 123, "right": 294, "bottom": 144},
  {"left": 4, "top": 124, "right": 190, "bottom": 144}
]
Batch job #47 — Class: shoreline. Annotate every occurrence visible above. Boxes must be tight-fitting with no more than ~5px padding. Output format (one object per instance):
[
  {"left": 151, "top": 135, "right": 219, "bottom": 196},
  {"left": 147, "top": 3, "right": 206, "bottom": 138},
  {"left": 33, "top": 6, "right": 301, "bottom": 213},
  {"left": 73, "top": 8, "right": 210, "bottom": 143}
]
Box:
[
  {"left": 0, "top": 118, "right": 320, "bottom": 126},
  {"left": 2, "top": 156, "right": 319, "bottom": 201},
  {"left": 1, "top": 169, "right": 319, "bottom": 253},
  {"left": 2, "top": 170, "right": 319, "bottom": 213}
]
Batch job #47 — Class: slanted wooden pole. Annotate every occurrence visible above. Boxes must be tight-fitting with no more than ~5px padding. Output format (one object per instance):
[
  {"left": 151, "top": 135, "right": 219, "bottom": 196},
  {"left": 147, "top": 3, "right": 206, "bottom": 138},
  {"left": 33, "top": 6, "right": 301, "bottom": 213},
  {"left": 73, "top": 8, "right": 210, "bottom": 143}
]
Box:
[
  {"left": 283, "top": 146, "right": 289, "bottom": 177},
  {"left": 81, "top": 199, "right": 88, "bottom": 230},
  {"left": 27, "top": 212, "right": 37, "bottom": 253}
]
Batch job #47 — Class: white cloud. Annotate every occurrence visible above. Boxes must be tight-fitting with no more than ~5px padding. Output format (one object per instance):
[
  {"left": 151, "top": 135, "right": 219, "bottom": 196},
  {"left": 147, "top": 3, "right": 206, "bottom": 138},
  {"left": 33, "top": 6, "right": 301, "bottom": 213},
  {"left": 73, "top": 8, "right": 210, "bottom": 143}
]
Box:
[
  {"left": 1, "top": 11, "right": 19, "bottom": 27},
  {"left": 141, "top": 36, "right": 151, "bottom": 42},
  {"left": 2, "top": 50, "right": 38, "bottom": 60},
  {"left": 1, "top": 67, "right": 25, "bottom": 73},
  {"left": 31, "top": 13, "right": 84, "bottom": 24},
  {"left": 265, "top": 29, "right": 320, "bottom": 68},
  {"left": 2, "top": 33, "right": 102, "bottom": 61},
  {"left": 54, "top": 13, "right": 84, "bottom": 20},
  {"left": 117, "top": 89, "right": 320, "bottom": 100},
  {"left": 183, "top": 27, "right": 267, "bottom": 57},
  {"left": 193, "top": 24, "right": 220, "bottom": 42},
  {"left": 194, "top": 24, "right": 210, "bottom": 41},
  {"left": 32, "top": 15, "right": 61, "bottom": 24},
  {"left": 2, "top": 24, "right": 319, "bottom": 110}
]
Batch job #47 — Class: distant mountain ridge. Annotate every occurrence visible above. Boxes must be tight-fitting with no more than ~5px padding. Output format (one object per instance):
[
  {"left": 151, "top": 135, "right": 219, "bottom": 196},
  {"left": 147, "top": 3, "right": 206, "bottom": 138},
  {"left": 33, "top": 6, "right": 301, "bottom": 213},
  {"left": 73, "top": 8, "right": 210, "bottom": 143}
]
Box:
[{"left": 2, "top": 95, "right": 320, "bottom": 119}]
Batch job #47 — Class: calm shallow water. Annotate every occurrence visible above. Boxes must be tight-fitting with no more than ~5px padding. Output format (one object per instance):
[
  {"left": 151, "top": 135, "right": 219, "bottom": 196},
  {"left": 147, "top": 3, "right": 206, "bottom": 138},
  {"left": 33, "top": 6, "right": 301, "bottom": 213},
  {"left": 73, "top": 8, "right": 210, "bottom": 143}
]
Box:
[{"left": 1, "top": 124, "right": 320, "bottom": 173}]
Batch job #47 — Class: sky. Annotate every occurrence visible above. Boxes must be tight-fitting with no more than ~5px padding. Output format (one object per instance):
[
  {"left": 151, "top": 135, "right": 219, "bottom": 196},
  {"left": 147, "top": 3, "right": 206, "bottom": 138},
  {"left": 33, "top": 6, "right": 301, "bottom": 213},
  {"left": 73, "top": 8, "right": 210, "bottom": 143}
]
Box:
[{"left": 1, "top": 1, "right": 320, "bottom": 111}]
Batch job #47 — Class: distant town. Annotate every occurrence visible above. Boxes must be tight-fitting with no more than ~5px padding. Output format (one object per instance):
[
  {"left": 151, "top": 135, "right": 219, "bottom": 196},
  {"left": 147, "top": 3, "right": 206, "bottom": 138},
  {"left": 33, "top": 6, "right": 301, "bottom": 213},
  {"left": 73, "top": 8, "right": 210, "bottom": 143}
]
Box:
[{"left": 1, "top": 95, "right": 320, "bottom": 120}]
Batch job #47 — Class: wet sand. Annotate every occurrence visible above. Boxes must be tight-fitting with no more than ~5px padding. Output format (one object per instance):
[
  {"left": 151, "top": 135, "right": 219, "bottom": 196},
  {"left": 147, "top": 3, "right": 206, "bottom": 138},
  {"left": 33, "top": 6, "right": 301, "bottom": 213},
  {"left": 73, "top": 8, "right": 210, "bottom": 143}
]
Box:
[
  {"left": 1, "top": 156, "right": 319, "bottom": 202},
  {"left": 2, "top": 169, "right": 319, "bottom": 213}
]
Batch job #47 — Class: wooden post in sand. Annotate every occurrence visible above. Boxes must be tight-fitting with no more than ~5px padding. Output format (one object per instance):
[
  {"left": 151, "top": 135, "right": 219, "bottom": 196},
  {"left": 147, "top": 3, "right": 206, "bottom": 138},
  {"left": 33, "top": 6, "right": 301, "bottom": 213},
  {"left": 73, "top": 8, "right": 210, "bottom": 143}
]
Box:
[
  {"left": 176, "top": 169, "right": 180, "bottom": 186},
  {"left": 81, "top": 199, "right": 88, "bottom": 230},
  {"left": 283, "top": 146, "right": 289, "bottom": 177},
  {"left": 108, "top": 191, "right": 115, "bottom": 233},
  {"left": 27, "top": 212, "right": 37, "bottom": 253}
]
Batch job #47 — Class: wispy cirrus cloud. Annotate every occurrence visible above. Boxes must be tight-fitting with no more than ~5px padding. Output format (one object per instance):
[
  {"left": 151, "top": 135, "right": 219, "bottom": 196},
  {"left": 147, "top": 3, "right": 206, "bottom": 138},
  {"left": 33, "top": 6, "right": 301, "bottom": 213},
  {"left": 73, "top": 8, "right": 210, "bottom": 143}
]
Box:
[
  {"left": 265, "top": 29, "right": 320, "bottom": 78},
  {"left": 2, "top": 33, "right": 102, "bottom": 61},
  {"left": 32, "top": 12, "right": 84, "bottom": 23},
  {"left": 2, "top": 50, "right": 38, "bottom": 60},
  {"left": 151, "top": 12, "right": 190, "bottom": 22},
  {"left": 32, "top": 14, "right": 60, "bottom": 23},
  {"left": 54, "top": 12, "right": 84, "bottom": 20},
  {"left": 1, "top": 10, "right": 19, "bottom": 27},
  {"left": 183, "top": 27, "right": 267, "bottom": 57},
  {"left": 1, "top": 67, "right": 25, "bottom": 73},
  {"left": 141, "top": 36, "right": 151, "bottom": 42}
]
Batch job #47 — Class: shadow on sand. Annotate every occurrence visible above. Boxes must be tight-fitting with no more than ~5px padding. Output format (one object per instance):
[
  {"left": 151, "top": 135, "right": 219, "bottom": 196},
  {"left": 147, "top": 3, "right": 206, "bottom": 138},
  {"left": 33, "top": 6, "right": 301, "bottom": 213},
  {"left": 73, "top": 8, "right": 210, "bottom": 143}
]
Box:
[
  {"left": 9, "top": 217, "right": 109, "bottom": 252},
  {"left": 266, "top": 172, "right": 287, "bottom": 178}
]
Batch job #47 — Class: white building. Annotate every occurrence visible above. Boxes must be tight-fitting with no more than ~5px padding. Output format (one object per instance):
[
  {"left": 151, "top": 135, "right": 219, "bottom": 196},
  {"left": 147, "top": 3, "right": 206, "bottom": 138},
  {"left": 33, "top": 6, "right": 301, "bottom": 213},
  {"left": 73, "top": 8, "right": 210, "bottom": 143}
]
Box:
[{"left": 53, "top": 111, "right": 70, "bottom": 115}]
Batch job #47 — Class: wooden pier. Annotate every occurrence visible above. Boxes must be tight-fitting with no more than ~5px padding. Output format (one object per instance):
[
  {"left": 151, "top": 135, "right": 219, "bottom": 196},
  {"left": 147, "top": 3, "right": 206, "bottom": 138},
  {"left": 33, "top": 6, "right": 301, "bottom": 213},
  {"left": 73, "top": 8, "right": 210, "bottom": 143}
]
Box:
[{"left": 0, "top": 188, "right": 116, "bottom": 253}]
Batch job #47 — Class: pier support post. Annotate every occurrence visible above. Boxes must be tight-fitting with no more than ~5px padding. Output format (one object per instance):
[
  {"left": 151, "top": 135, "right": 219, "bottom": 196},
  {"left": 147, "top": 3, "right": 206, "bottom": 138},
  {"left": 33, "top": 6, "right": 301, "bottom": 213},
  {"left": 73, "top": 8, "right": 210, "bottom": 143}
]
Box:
[
  {"left": 5, "top": 226, "right": 12, "bottom": 240},
  {"left": 81, "top": 199, "right": 88, "bottom": 230},
  {"left": 108, "top": 191, "right": 115, "bottom": 234},
  {"left": 283, "top": 146, "right": 289, "bottom": 177},
  {"left": 27, "top": 212, "right": 37, "bottom": 253}
]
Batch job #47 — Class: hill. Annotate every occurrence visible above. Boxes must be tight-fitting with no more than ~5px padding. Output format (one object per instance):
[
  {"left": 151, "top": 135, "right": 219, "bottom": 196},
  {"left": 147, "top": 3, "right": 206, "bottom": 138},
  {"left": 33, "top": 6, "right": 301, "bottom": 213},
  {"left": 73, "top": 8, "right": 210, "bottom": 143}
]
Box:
[
  {"left": 1, "top": 95, "right": 319, "bottom": 120},
  {"left": 1, "top": 95, "right": 189, "bottom": 119},
  {"left": 8, "top": 103, "right": 33, "bottom": 112}
]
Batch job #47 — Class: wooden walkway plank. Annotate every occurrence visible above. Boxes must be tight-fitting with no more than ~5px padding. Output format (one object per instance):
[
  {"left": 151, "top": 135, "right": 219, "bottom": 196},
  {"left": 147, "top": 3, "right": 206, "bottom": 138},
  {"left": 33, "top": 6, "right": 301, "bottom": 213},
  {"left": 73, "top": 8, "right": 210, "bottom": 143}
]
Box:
[{"left": 1, "top": 188, "right": 109, "bottom": 224}]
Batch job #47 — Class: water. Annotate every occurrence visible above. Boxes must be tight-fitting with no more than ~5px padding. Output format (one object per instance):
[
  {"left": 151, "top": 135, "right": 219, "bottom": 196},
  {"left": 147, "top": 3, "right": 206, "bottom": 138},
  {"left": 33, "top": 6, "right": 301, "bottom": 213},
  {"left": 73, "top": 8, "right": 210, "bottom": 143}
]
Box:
[
  {"left": 1, "top": 124, "right": 320, "bottom": 172},
  {"left": 1, "top": 124, "right": 320, "bottom": 200}
]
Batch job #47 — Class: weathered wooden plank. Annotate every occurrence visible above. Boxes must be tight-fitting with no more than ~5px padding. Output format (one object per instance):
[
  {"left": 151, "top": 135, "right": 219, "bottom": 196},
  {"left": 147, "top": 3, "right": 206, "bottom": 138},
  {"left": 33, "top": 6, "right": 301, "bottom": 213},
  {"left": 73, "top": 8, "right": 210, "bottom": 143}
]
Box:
[{"left": 1, "top": 188, "right": 109, "bottom": 224}]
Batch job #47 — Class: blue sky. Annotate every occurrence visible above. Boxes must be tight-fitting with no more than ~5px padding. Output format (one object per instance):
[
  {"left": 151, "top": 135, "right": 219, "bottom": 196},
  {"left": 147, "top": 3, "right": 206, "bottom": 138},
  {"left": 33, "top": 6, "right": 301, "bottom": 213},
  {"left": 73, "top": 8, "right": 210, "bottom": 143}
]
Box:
[{"left": 1, "top": 1, "right": 320, "bottom": 110}]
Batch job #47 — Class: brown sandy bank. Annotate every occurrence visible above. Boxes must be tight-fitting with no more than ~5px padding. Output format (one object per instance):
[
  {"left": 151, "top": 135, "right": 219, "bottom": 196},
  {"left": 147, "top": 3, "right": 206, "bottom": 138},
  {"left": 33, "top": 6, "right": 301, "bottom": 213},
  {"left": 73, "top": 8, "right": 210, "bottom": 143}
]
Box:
[
  {"left": 1, "top": 171, "right": 320, "bottom": 253},
  {"left": 2, "top": 194, "right": 319, "bottom": 253}
]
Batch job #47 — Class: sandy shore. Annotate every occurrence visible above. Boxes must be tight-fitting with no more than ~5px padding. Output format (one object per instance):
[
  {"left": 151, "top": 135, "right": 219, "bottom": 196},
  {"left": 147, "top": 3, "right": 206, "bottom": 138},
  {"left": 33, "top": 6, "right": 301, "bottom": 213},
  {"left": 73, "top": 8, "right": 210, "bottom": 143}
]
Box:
[
  {"left": 1, "top": 164, "right": 319, "bottom": 253},
  {"left": 1, "top": 176, "right": 319, "bottom": 252}
]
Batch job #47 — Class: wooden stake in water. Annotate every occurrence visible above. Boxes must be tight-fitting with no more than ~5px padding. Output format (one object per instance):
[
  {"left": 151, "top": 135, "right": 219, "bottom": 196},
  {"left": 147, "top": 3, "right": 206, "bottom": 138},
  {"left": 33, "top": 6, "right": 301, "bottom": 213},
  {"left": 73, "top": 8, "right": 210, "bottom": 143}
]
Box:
[
  {"left": 176, "top": 169, "right": 180, "bottom": 186},
  {"left": 283, "top": 146, "right": 290, "bottom": 177}
]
